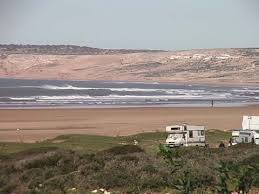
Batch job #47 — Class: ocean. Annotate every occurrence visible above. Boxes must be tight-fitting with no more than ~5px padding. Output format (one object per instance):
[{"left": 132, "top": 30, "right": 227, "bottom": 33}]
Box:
[{"left": 0, "top": 79, "right": 258, "bottom": 108}]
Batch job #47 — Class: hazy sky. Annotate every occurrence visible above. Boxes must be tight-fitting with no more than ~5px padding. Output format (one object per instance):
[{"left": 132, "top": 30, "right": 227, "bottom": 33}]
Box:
[{"left": 0, "top": 0, "right": 259, "bottom": 50}]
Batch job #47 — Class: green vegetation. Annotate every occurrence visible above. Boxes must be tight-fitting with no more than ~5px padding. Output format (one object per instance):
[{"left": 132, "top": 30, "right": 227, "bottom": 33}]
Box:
[
  {"left": 0, "top": 130, "right": 258, "bottom": 194},
  {"left": 0, "top": 130, "right": 229, "bottom": 155},
  {"left": 206, "top": 130, "right": 232, "bottom": 146},
  {"left": 0, "top": 132, "right": 167, "bottom": 155},
  {"left": 158, "top": 144, "right": 259, "bottom": 194}
]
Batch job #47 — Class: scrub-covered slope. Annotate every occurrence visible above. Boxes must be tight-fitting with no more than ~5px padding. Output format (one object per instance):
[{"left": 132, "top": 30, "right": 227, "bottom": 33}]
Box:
[{"left": 0, "top": 45, "right": 258, "bottom": 84}]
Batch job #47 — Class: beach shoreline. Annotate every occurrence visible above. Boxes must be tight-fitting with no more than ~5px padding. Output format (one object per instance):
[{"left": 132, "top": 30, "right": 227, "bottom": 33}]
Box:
[
  {"left": 0, "top": 106, "right": 258, "bottom": 142},
  {"left": 1, "top": 77, "right": 259, "bottom": 87}
]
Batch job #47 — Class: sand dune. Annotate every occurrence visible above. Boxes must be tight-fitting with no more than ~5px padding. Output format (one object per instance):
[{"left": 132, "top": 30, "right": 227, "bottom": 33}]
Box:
[{"left": 0, "top": 48, "right": 258, "bottom": 85}]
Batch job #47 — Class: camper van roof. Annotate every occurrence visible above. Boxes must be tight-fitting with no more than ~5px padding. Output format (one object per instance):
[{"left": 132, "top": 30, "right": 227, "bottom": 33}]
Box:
[{"left": 167, "top": 124, "right": 204, "bottom": 127}]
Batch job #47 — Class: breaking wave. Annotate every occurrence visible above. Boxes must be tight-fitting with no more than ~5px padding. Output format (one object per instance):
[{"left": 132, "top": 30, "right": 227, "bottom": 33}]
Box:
[{"left": 0, "top": 79, "right": 259, "bottom": 107}]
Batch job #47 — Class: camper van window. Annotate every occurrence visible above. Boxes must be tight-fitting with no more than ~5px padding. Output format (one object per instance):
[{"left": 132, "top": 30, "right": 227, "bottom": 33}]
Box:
[
  {"left": 189, "top": 131, "right": 193, "bottom": 138},
  {"left": 184, "top": 126, "right": 187, "bottom": 131},
  {"left": 201, "top": 130, "right": 204, "bottom": 136},
  {"left": 168, "top": 134, "right": 174, "bottom": 138},
  {"left": 171, "top": 127, "right": 180, "bottom": 130}
]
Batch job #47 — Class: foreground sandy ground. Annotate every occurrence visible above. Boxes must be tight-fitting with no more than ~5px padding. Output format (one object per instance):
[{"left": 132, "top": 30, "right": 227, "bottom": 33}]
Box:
[{"left": 0, "top": 106, "right": 258, "bottom": 142}]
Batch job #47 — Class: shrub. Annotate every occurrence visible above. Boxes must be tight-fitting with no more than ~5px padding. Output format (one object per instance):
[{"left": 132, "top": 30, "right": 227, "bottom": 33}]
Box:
[
  {"left": 0, "top": 143, "right": 258, "bottom": 193},
  {"left": 100, "top": 145, "right": 144, "bottom": 155}
]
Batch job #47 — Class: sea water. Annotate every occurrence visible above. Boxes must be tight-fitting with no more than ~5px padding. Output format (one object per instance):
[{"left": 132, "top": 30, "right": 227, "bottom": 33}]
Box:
[{"left": 0, "top": 79, "right": 258, "bottom": 108}]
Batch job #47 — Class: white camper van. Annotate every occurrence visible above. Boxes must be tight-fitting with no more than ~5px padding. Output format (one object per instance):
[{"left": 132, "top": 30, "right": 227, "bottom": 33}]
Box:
[
  {"left": 166, "top": 124, "right": 206, "bottom": 147},
  {"left": 231, "top": 116, "right": 259, "bottom": 145},
  {"left": 232, "top": 130, "right": 259, "bottom": 145}
]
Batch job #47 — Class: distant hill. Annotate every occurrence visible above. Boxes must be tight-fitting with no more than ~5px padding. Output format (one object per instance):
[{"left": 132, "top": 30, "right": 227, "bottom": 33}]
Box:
[
  {"left": 0, "top": 45, "right": 258, "bottom": 85},
  {"left": 0, "top": 44, "right": 164, "bottom": 55}
]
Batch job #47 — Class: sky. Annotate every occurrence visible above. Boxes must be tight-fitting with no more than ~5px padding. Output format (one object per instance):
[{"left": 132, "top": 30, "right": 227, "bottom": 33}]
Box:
[{"left": 0, "top": 0, "right": 259, "bottom": 50}]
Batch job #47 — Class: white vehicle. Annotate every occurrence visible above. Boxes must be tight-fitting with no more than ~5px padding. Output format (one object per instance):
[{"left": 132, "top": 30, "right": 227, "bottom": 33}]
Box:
[
  {"left": 166, "top": 124, "right": 206, "bottom": 147},
  {"left": 231, "top": 130, "right": 240, "bottom": 145},
  {"left": 232, "top": 130, "right": 259, "bottom": 145},
  {"left": 242, "top": 116, "right": 259, "bottom": 130},
  {"left": 231, "top": 116, "right": 259, "bottom": 145}
]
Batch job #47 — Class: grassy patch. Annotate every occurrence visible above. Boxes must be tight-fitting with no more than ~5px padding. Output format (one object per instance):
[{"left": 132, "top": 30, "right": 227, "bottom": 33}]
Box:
[
  {"left": 51, "top": 134, "right": 121, "bottom": 152},
  {"left": 0, "top": 130, "right": 231, "bottom": 155},
  {"left": 206, "top": 129, "right": 232, "bottom": 147}
]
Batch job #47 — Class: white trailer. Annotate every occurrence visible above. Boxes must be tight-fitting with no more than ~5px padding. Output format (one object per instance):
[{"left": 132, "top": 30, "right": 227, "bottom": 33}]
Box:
[
  {"left": 165, "top": 124, "right": 206, "bottom": 147},
  {"left": 231, "top": 116, "right": 259, "bottom": 145},
  {"left": 232, "top": 130, "right": 259, "bottom": 145},
  {"left": 242, "top": 116, "right": 259, "bottom": 130}
]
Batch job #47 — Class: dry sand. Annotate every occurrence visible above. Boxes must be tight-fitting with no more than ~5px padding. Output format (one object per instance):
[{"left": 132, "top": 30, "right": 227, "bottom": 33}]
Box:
[
  {"left": 1, "top": 48, "right": 258, "bottom": 85},
  {"left": 0, "top": 106, "right": 258, "bottom": 142}
]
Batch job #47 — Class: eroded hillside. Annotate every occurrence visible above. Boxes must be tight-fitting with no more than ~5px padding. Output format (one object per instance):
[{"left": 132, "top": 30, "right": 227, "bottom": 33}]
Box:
[{"left": 0, "top": 46, "right": 258, "bottom": 85}]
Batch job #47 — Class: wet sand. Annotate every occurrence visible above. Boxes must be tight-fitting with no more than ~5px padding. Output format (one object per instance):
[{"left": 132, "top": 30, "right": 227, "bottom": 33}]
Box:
[{"left": 0, "top": 106, "right": 258, "bottom": 142}]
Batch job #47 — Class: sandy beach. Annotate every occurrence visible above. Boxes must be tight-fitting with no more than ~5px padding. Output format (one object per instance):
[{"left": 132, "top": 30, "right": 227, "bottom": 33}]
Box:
[{"left": 0, "top": 106, "right": 258, "bottom": 142}]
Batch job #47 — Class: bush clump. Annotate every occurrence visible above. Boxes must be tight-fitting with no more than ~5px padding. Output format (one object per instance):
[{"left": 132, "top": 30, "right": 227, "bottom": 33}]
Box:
[{"left": 0, "top": 144, "right": 258, "bottom": 194}]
